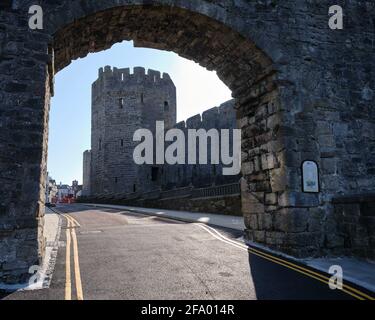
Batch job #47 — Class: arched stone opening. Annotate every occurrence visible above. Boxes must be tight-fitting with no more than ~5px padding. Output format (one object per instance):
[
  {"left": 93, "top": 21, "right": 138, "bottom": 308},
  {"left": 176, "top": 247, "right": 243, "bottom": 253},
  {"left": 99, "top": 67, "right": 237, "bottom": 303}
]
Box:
[
  {"left": 49, "top": 6, "right": 284, "bottom": 248},
  {"left": 8, "top": 0, "right": 370, "bottom": 284},
  {"left": 0, "top": 4, "right": 285, "bottom": 283},
  {"left": 52, "top": 6, "right": 274, "bottom": 94}
]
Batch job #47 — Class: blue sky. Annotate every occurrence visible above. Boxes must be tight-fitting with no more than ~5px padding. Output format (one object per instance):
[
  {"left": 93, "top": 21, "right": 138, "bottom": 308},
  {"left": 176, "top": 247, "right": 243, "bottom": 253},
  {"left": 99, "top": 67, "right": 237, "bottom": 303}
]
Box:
[{"left": 48, "top": 41, "right": 232, "bottom": 185}]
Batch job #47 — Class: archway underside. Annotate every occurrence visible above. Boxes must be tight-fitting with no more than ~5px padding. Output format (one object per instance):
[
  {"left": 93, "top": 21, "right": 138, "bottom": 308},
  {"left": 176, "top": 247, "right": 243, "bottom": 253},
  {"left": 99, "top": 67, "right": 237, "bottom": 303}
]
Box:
[
  {"left": 50, "top": 6, "right": 291, "bottom": 254},
  {"left": 1, "top": 4, "right": 292, "bottom": 285},
  {"left": 52, "top": 6, "right": 275, "bottom": 98}
]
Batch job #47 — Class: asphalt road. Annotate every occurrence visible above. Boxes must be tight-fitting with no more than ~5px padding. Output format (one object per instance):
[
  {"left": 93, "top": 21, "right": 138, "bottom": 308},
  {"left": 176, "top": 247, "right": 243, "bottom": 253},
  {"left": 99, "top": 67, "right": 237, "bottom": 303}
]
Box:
[{"left": 1, "top": 204, "right": 359, "bottom": 300}]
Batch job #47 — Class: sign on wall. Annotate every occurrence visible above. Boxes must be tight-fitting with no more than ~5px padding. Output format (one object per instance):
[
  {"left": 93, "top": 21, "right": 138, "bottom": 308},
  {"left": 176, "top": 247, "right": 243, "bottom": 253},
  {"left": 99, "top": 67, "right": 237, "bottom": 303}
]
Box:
[{"left": 302, "top": 160, "right": 319, "bottom": 193}]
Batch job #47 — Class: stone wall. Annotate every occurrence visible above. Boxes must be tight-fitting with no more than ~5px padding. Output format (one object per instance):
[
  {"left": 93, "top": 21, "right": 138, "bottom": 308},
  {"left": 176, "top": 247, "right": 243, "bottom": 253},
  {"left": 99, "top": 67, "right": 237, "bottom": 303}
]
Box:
[
  {"left": 81, "top": 183, "right": 242, "bottom": 216},
  {"left": 332, "top": 194, "right": 375, "bottom": 260},
  {"left": 123, "top": 194, "right": 241, "bottom": 216},
  {"left": 82, "top": 150, "right": 91, "bottom": 196},
  {"left": 158, "top": 100, "right": 240, "bottom": 190}
]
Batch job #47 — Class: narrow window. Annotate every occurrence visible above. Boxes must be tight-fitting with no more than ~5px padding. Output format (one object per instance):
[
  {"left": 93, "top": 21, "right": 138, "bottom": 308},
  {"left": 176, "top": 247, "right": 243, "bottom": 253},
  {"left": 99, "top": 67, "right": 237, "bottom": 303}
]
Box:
[
  {"left": 120, "top": 139, "right": 124, "bottom": 147},
  {"left": 133, "top": 184, "right": 136, "bottom": 192},
  {"left": 99, "top": 139, "right": 102, "bottom": 151},
  {"left": 119, "top": 98, "right": 124, "bottom": 109},
  {"left": 141, "top": 93, "right": 144, "bottom": 103},
  {"left": 164, "top": 101, "right": 169, "bottom": 111},
  {"left": 115, "top": 177, "right": 118, "bottom": 184}
]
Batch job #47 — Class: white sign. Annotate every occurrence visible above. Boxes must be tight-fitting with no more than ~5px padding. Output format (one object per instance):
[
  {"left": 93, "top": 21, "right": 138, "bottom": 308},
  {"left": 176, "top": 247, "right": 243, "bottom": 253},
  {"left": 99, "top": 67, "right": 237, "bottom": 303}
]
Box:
[{"left": 302, "top": 161, "right": 319, "bottom": 193}]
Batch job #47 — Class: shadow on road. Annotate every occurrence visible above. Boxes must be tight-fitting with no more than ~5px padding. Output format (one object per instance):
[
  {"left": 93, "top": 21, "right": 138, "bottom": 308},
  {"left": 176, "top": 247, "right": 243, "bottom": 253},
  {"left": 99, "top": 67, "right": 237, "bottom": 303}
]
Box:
[
  {"left": 0, "top": 291, "right": 11, "bottom": 299},
  {"left": 247, "top": 252, "right": 354, "bottom": 300}
]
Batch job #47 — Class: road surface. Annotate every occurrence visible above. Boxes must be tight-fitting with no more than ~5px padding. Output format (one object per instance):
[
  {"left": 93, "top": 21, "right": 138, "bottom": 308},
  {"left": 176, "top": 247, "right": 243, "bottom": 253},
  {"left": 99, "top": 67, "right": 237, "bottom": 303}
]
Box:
[{"left": 1, "top": 204, "right": 362, "bottom": 300}]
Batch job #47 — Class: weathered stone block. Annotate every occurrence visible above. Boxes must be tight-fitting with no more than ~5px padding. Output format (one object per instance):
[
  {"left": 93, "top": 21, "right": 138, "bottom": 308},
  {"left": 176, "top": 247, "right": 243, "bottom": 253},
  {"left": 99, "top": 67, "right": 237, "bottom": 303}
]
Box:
[
  {"left": 265, "top": 231, "right": 285, "bottom": 246},
  {"left": 321, "top": 158, "right": 336, "bottom": 174},
  {"left": 242, "top": 161, "right": 254, "bottom": 175},
  {"left": 270, "top": 168, "right": 287, "bottom": 192},
  {"left": 274, "top": 208, "right": 309, "bottom": 233},
  {"left": 265, "top": 193, "right": 277, "bottom": 205},
  {"left": 257, "top": 213, "right": 272, "bottom": 230},
  {"left": 244, "top": 214, "right": 258, "bottom": 230},
  {"left": 241, "top": 191, "right": 265, "bottom": 215},
  {"left": 253, "top": 230, "right": 266, "bottom": 243},
  {"left": 278, "top": 192, "right": 319, "bottom": 208}
]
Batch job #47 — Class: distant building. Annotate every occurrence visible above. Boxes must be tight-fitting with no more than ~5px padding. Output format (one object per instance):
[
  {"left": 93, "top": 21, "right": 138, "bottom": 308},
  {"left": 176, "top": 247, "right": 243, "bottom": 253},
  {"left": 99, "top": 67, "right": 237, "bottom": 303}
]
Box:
[
  {"left": 72, "top": 180, "right": 83, "bottom": 198},
  {"left": 57, "top": 181, "right": 82, "bottom": 202},
  {"left": 57, "top": 183, "right": 73, "bottom": 201},
  {"left": 45, "top": 173, "right": 58, "bottom": 204}
]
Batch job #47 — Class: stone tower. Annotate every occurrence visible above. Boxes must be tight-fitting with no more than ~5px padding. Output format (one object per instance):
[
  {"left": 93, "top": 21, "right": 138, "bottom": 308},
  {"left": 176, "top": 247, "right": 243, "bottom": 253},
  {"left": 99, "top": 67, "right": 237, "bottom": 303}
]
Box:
[{"left": 88, "top": 66, "right": 176, "bottom": 196}]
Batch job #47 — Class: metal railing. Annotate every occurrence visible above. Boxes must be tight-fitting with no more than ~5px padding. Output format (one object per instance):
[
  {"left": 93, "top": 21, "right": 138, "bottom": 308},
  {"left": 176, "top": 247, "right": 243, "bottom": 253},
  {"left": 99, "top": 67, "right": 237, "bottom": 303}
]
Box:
[
  {"left": 192, "top": 183, "right": 240, "bottom": 199},
  {"left": 85, "top": 182, "right": 240, "bottom": 202},
  {"left": 160, "top": 186, "right": 193, "bottom": 199}
]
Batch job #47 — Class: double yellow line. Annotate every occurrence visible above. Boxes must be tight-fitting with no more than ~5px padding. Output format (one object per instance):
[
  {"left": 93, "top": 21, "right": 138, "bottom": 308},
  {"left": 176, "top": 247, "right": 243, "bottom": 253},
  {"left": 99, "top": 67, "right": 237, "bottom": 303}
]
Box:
[
  {"left": 196, "top": 223, "right": 374, "bottom": 301},
  {"left": 247, "top": 246, "right": 374, "bottom": 301},
  {"left": 63, "top": 214, "right": 84, "bottom": 300}
]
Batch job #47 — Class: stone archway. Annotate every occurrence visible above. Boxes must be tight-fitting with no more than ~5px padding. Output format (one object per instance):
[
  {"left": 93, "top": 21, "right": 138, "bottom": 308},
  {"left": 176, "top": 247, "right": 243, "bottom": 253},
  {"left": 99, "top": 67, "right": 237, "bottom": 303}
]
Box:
[{"left": 1, "top": 1, "right": 374, "bottom": 283}]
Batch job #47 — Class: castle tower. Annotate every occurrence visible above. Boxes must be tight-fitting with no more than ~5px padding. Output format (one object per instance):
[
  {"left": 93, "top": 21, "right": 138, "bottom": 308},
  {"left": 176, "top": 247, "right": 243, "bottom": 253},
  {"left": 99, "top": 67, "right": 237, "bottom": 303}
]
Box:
[{"left": 89, "top": 66, "right": 177, "bottom": 196}]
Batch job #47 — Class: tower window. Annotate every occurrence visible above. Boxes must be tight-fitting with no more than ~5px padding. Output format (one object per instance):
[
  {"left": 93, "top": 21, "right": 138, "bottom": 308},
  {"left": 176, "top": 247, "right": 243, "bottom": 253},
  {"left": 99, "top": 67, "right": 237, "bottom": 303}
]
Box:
[
  {"left": 119, "top": 98, "right": 124, "bottom": 109},
  {"left": 164, "top": 101, "right": 169, "bottom": 111}
]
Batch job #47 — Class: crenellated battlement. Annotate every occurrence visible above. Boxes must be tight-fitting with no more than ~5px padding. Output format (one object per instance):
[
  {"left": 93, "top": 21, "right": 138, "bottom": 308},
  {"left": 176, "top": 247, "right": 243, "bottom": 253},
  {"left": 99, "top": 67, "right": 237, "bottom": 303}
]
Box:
[
  {"left": 175, "top": 100, "right": 236, "bottom": 131},
  {"left": 96, "top": 66, "right": 173, "bottom": 84}
]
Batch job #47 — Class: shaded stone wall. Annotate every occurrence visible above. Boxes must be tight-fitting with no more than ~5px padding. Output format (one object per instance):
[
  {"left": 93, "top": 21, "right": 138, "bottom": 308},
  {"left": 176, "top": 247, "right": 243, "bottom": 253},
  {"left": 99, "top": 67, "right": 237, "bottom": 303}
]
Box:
[
  {"left": 82, "top": 150, "right": 91, "bottom": 196},
  {"left": 333, "top": 194, "right": 375, "bottom": 260},
  {"left": 158, "top": 100, "right": 240, "bottom": 190},
  {"left": 1, "top": 0, "right": 375, "bottom": 282},
  {"left": 105, "top": 194, "right": 242, "bottom": 217}
]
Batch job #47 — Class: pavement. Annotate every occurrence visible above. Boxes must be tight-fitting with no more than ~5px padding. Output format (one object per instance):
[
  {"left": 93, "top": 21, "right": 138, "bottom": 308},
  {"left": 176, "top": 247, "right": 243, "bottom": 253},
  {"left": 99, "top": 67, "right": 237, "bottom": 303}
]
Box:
[
  {"left": 1, "top": 203, "right": 373, "bottom": 300},
  {"left": 304, "top": 257, "right": 375, "bottom": 293},
  {"left": 85, "top": 203, "right": 245, "bottom": 231},
  {"left": 0, "top": 207, "right": 62, "bottom": 292}
]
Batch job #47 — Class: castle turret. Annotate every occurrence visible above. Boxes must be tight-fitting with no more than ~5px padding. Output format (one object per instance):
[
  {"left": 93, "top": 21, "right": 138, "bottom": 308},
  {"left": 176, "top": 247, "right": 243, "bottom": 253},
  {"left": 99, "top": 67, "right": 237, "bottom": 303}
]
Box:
[{"left": 89, "top": 66, "right": 177, "bottom": 196}]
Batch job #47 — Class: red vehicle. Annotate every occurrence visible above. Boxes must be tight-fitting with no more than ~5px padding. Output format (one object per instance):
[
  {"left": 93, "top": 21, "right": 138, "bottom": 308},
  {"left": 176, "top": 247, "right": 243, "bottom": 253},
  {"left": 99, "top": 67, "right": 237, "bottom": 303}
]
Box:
[{"left": 60, "top": 194, "right": 76, "bottom": 204}]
